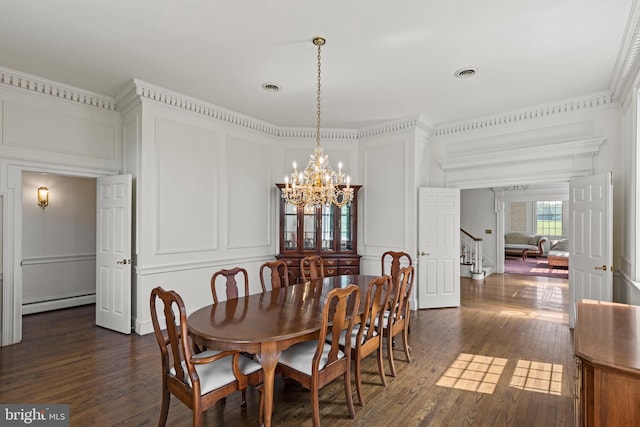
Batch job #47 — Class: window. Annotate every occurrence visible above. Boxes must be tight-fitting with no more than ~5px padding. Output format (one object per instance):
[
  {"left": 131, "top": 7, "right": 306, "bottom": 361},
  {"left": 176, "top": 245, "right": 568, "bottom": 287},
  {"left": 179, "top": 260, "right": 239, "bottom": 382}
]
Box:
[{"left": 536, "top": 201, "right": 563, "bottom": 236}]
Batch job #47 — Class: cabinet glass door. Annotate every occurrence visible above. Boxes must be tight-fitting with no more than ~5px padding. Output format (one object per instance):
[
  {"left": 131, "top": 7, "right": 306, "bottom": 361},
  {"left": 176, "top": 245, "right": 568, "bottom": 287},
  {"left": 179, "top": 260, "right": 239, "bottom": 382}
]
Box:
[
  {"left": 302, "top": 204, "right": 316, "bottom": 250},
  {"left": 320, "top": 205, "right": 334, "bottom": 252},
  {"left": 283, "top": 203, "right": 298, "bottom": 251},
  {"left": 340, "top": 204, "right": 354, "bottom": 251}
]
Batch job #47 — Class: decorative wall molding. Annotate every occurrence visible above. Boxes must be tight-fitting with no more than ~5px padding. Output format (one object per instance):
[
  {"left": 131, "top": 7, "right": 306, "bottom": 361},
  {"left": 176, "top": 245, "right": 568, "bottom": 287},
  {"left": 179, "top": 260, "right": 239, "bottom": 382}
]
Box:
[
  {"left": 609, "top": 0, "right": 640, "bottom": 104},
  {"left": 433, "top": 92, "right": 616, "bottom": 137},
  {"left": 0, "top": 66, "right": 116, "bottom": 111},
  {"left": 21, "top": 253, "right": 96, "bottom": 265}
]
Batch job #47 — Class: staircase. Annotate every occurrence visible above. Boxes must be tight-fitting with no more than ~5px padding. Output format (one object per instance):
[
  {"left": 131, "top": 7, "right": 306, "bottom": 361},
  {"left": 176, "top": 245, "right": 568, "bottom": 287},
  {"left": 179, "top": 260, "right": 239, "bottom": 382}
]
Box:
[{"left": 460, "top": 228, "right": 494, "bottom": 279}]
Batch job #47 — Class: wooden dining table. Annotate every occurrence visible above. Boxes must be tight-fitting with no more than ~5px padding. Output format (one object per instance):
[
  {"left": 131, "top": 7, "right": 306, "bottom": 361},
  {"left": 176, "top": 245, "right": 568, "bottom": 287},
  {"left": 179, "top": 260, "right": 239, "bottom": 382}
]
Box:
[{"left": 187, "top": 274, "right": 379, "bottom": 427}]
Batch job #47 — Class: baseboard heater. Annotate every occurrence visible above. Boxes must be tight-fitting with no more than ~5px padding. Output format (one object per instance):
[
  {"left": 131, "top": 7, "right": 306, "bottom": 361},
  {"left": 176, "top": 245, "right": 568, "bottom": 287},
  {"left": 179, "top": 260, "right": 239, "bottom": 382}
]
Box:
[{"left": 22, "top": 293, "right": 96, "bottom": 315}]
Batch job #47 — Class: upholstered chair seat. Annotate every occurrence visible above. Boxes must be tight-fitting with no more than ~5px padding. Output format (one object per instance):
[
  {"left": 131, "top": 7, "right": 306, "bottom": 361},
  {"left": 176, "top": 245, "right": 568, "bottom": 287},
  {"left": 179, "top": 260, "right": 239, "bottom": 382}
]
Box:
[
  {"left": 171, "top": 350, "right": 262, "bottom": 395},
  {"left": 279, "top": 341, "right": 346, "bottom": 376}
]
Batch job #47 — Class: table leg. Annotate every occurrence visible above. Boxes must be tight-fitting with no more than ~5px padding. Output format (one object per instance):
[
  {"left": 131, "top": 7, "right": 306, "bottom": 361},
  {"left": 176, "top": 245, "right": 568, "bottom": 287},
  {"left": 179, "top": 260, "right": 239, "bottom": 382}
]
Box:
[{"left": 256, "top": 341, "right": 280, "bottom": 427}]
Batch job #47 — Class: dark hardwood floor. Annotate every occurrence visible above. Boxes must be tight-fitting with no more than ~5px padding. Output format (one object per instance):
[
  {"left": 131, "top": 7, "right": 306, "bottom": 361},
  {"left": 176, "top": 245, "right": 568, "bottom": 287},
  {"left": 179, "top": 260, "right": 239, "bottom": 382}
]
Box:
[{"left": 0, "top": 273, "right": 572, "bottom": 426}]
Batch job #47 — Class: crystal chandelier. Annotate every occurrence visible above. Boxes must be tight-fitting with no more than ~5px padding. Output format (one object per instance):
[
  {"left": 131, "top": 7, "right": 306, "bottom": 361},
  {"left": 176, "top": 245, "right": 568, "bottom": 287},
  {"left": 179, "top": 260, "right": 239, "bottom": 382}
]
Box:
[{"left": 281, "top": 36, "right": 353, "bottom": 208}]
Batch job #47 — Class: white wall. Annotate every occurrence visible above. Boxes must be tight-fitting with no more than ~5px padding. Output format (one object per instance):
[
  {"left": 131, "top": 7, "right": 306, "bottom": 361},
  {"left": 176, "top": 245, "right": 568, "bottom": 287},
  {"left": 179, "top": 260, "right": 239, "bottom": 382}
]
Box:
[{"left": 21, "top": 172, "right": 96, "bottom": 313}]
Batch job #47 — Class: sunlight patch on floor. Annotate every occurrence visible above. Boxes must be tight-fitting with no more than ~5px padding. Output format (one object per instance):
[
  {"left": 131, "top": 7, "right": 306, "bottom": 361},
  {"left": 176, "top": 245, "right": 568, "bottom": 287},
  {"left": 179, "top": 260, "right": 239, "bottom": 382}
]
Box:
[
  {"left": 437, "top": 354, "right": 565, "bottom": 396},
  {"left": 499, "top": 309, "right": 567, "bottom": 323},
  {"left": 436, "top": 353, "right": 507, "bottom": 394},
  {"left": 509, "top": 360, "right": 563, "bottom": 395}
]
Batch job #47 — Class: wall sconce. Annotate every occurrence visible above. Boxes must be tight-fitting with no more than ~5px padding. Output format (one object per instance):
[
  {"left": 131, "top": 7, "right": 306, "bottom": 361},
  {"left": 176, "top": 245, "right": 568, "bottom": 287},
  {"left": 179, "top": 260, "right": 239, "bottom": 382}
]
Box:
[{"left": 37, "top": 187, "right": 49, "bottom": 209}]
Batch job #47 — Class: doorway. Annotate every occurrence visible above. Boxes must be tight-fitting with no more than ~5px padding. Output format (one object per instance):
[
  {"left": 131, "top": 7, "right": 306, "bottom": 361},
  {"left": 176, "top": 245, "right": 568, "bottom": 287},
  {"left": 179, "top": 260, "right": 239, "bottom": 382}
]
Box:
[
  {"left": 2, "top": 162, "right": 112, "bottom": 346},
  {"left": 21, "top": 172, "right": 97, "bottom": 315}
]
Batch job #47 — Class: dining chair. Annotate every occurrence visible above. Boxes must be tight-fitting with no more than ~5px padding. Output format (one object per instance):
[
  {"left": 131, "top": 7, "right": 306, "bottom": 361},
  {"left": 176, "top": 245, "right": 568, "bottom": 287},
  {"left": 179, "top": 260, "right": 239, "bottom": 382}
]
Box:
[
  {"left": 330, "top": 275, "right": 391, "bottom": 406},
  {"left": 210, "top": 267, "right": 250, "bottom": 304},
  {"left": 381, "top": 250, "right": 412, "bottom": 287},
  {"left": 380, "top": 265, "right": 414, "bottom": 377},
  {"left": 150, "top": 286, "right": 263, "bottom": 427},
  {"left": 259, "top": 260, "right": 291, "bottom": 292},
  {"left": 277, "top": 284, "right": 361, "bottom": 427},
  {"left": 300, "top": 255, "right": 324, "bottom": 281}
]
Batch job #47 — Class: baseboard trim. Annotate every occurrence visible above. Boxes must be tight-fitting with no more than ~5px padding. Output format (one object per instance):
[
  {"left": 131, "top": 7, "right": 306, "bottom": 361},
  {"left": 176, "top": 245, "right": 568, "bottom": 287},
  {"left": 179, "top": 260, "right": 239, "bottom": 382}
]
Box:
[{"left": 22, "top": 294, "right": 96, "bottom": 315}]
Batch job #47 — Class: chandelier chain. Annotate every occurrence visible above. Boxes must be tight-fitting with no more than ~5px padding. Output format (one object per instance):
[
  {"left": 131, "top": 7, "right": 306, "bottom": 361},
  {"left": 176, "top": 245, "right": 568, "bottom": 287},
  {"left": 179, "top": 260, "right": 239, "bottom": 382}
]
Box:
[{"left": 316, "top": 40, "right": 322, "bottom": 148}]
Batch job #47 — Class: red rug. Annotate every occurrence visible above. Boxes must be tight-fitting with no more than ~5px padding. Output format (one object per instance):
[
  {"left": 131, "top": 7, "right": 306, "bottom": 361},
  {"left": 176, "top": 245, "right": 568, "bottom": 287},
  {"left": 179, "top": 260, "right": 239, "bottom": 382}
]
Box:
[{"left": 504, "top": 256, "right": 568, "bottom": 279}]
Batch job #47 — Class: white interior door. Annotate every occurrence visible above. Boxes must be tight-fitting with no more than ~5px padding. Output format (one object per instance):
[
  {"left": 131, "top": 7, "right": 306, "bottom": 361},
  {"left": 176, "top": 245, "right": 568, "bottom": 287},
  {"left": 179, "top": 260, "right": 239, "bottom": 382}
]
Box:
[
  {"left": 96, "top": 175, "right": 132, "bottom": 334},
  {"left": 568, "top": 172, "right": 613, "bottom": 328},
  {"left": 418, "top": 187, "right": 460, "bottom": 309}
]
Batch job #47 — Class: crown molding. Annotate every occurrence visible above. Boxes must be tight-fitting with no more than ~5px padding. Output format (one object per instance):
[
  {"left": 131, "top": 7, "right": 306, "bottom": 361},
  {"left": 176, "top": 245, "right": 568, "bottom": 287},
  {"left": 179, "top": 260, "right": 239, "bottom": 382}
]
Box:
[
  {"left": 117, "top": 79, "right": 423, "bottom": 141},
  {"left": 0, "top": 66, "right": 116, "bottom": 111},
  {"left": 117, "top": 78, "right": 281, "bottom": 136},
  {"left": 609, "top": 0, "right": 640, "bottom": 104},
  {"left": 357, "top": 115, "right": 431, "bottom": 139},
  {"left": 433, "top": 92, "right": 616, "bottom": 137}
]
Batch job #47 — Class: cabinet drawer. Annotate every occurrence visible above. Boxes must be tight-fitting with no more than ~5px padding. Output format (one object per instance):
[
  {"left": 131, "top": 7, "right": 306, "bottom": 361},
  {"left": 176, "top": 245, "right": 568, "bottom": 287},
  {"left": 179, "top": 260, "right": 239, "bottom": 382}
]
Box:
[
  {"left": 339, "top": 258, "right": 359, "bottom": 267},
  {"left": 325, "top": 267, "right": 339, "bottom": 276}
]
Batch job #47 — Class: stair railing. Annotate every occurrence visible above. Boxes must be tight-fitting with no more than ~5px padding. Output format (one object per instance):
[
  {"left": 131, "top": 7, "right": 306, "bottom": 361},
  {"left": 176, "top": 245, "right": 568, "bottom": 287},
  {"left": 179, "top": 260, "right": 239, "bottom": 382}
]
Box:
[{"left": 461, "top": 228, "right": 484, "bottom": 277}]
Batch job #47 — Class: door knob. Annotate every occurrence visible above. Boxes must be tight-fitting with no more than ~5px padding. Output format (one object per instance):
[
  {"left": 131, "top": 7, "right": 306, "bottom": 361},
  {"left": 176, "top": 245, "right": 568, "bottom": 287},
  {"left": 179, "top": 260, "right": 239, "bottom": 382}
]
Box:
[
  {"left": 117, "top": 259, "right": 131, "bottom": 265},
  {"left": 419, "top": 251, "right": 430, "bottom": 256},
  {"left": 594, "top": 265, "right": 607, "bottom": 271}
]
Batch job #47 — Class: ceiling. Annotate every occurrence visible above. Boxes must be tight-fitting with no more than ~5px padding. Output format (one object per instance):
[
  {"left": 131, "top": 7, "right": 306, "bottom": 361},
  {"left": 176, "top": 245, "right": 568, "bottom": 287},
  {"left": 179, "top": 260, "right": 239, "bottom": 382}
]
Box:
[{"left": 0, "top": 1, "right": 634, "bottom": 129}]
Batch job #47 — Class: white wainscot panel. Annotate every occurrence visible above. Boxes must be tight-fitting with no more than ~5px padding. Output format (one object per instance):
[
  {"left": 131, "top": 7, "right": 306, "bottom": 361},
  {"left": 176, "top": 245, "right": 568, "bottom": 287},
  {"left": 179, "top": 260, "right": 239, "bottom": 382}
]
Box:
[
  {"left": 3, "top": 100, "right": 116, "bottom": 159},
  {"left": 363, "top": 142, "right": 405, "bottom": 248},
  {"left": 155, "top": 117, "right": 220, "bottom": 253},
  {"left": 227, "top": 136, "right": 270, "bottom": 248}
]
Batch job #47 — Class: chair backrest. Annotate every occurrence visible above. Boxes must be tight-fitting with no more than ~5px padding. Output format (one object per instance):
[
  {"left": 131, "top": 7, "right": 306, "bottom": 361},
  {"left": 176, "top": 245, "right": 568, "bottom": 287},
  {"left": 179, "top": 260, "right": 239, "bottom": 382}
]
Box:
[
  {"left": 211, "top": 267, "right": 250, "bottom": 304},
  {"left": 381, "top": 251, "right": 413, "bottom": 287},
  {"left": 150, "top": 286, "right": 194, "bottom": 386},
  {"left": 314, "top": 284, "right": 360, "bottom": 370},
  {"left": 301, "top": 255, "right": 324, "bottom": 281},
  {"left": 358, "top": 275, "right": 391, "bottom": 344},
  {"left": 259, "top": 260, "right": 290, "bottom": 292},
  {"left": 389, "top": 265, "right": 414, "bottom": 323}
]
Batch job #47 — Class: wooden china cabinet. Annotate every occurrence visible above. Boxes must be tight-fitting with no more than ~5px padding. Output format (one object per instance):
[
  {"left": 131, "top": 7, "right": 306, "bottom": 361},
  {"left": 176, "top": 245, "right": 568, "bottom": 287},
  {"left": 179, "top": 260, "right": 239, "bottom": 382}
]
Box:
[{"left": 276, "top": 184, "right": 361, "bottom": 284}]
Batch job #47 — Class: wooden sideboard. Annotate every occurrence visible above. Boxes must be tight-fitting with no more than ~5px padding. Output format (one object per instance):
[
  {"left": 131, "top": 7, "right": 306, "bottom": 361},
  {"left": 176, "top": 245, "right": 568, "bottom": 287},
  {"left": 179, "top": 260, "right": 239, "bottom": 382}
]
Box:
[{"left": 574, "top": 300, "right": 640, "bottom": 426}]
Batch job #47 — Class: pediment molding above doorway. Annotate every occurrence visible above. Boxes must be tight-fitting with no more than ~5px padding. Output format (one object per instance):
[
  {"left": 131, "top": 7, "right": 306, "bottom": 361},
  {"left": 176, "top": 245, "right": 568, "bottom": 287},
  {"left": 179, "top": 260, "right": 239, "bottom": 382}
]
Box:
[{"left": 438, "top": 122, "right": 605, "bottom": 189}]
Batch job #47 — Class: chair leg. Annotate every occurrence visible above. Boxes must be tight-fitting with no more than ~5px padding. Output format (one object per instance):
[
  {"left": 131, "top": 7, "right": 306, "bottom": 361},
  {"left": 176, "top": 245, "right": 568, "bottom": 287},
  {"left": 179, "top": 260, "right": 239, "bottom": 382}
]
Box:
[
  {"left": 192, "top": 410, "right": 202, "bottom": 427},
  {"left": 258, "top": 385, "right": 264, "bottom": 426},
  {"left": 241, "top": 389, "right": 247, "bottom": 408},
  {"left": 344, "top": 369, "right": 355, "bottom": 419},
  {"left": 402, "top": 326, "right": 412, "bottom": 363},
  {"left": 354, "top": 355, "right": 364, "bottom": 407},
  {"left": 311, "top": 386, "right": 321, "bottom": 427},
  {"left": 158, "top": 389, "right": 170, "bottom": 427},
  {"left": 387, "top": 333, "right": 397, "bottom": 377},
  {"left": 377, "top": 345, "right": 387, "bottom": 387}
]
